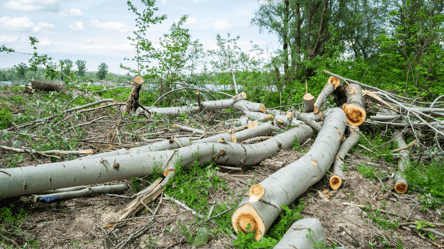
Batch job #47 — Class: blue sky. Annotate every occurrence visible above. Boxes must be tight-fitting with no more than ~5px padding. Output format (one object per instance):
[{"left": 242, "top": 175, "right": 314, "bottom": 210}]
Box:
[{"left": 0, "top": 0, "right": 279, "bottom": 74}]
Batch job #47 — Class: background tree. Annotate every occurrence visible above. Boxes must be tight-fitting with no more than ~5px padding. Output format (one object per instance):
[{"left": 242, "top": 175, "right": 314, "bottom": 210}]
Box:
[
  {"left": 97, "top": 62, "right": 108, "bottom": 80},
  {"left": 14, "top": 63, "right": 28, "bottom": 79},
  {"left": 75, "top": 60, "right": 87, "bottom": 77},
  {"left": 59, "top": 59, "right": 73, "bottom": 80},
  {"left": 121, "top": 0, "right": 167, "bottom": 76}
]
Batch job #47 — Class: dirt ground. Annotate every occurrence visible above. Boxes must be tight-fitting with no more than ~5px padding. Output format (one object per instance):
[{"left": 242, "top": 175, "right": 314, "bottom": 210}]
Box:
[{"left": 1, "top": 145, "right": 443, "bottom": 249}]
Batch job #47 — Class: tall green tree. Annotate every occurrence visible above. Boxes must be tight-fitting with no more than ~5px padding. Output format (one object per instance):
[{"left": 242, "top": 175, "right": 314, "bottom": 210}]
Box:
[
  {"left": 75, "top": 60, "right": 87, "bottom": 77},
  {"left": 97, "top": 62, "right": 108, "bottom": 80}
]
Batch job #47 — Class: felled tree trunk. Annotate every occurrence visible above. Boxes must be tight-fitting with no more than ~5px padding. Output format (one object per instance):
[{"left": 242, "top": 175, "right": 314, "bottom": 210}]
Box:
[
  {"left": 274, "top": 218, "right": 327, "bottom": 249},
  {"left": 31, "top": 80, "right": 66, "bottom": 92},
  {"left": 0, "top": 125, "right": 313, "bottom": 199},
  {"left": 125, "top": 76, "right": 144, "bottom": 113},
  {"left": 393, "top": 130, "right": 409, "bottom": 193},
  {"left": 330, "top": 126, "right": 360, "bottom": 190},
  {"left": 231, "top": 108, "right": 346, "bottom": 240}
]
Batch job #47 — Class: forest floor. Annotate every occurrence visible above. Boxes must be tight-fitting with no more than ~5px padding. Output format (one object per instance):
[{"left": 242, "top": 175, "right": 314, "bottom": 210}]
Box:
[{"left": 0, "top": 85, "right": 443, "bottom": 249}]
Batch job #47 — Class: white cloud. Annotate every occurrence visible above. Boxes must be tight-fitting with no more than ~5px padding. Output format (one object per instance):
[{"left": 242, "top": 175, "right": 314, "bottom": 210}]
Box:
[
  {"left": 212, "top": 20, "right": 232, "bottom": 30},
  {"left": 113, "top": 40, "right": 134, "bottom": 52},
  {"left": 69, "top": 8, "right": 83, "bottom": 17},
  {"left": 85, "top": 38, "right": 93, "bottom": 43},
  {"left": 3, "top": 0, "right": 61, "bottom": 12},
  {"left": 89, "top": 19, "right": 129, "bottom": 32},
  {"left": 0, "top": 16, "right": 34, "bottom": 31},
  {"left": 39, "top": 39, "right": 54, "bottom": 47},
  {"left": 32, "top": 22, "right": 54, "bottom": 33},
  {"left": 69, "top": 22, "right": 85, "bottom": 31},
  {"left": 0, "top": 36, "right": 20, "bottom": 44},
  {"left": 0, "top": 16, "right": 54, "bottom": 33},
  {"left": 161, "top": 0, "right": 167, "bottom": 4},
  {"left": 186, "top": 17, "right": 198, "bottom": 25}
]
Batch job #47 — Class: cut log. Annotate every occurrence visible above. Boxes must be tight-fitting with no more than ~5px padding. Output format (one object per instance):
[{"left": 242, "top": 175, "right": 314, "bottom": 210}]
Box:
[
  {"left": 0, "top": 125, "right": 313, "bottom": 199},
  {"left": 231, "top": 108, "right": 346, "bottom": 240},
  {"left": 274, "top": 115, "right": 304, "bottom": 127},
  {"left": 393, "top": 130, "right": 409, "bottom": 194},
  {"left": 313, "top": 76, "right": 341, "bottom": 114},
  {"left": 329, "top": 126, "right": 360, "bottom": 190},
  {"left": 31, "top": 80, "right": 66, "bottom": 92},
  {"left": 244, "top": 112, "right": 274, "bottom": 121},
  {"left": 342, "top": 84, "right": 367, "bottom": 126},
  {"left": 274, "top": 218, "right": 327, "bottom": 249},
  {"left": 126, "top": 76, "right": 144, "bottom": 113}
]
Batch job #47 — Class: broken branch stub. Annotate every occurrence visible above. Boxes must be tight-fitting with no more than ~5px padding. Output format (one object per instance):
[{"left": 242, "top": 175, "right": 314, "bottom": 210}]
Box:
[
  {"left": 126, "top": 76, "right": 145, "bottom": 113},
  {"left": 0, "top": 125, "right": 313, "bottom": 199},
  {"left": 231, "top": 108, "right": 346, "bottom": 240},
  {"left": 393, "top": 130, "right": 409, "bottom": 193},
  {"left": 329, "top": 126, "right": 360, "bottom": 190},
  {"left": 274, "top": 218, "right": 327, "bottom": 249}
]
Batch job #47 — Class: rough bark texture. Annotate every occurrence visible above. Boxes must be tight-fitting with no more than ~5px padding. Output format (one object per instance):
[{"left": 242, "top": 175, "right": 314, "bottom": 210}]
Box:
[
  {"left": 231, "top": 108, "right": 346, "bottom": 240},
  {"left": 274, "top": 218, "right": 327, "bottom": 249},
  {"left": 313, "top": 76, "right": 341, "bottom": 114},
  {"left": 0, "top": 125, "right": 313, "bottom": 199},
  {"left": 126, "top": 82, "right": 143, "bottom": 113},
  {"left": 393, "top": 130, "right": 409, "bottom": 193},
  {"left": 330, "top": 126, "right": 360, "bottom": 190},
  {"left": 31, "top": 80, "right": 66, "bottom": 92},
  {"left": 342, "top": 84, "right": 367, "bottom": 126}
]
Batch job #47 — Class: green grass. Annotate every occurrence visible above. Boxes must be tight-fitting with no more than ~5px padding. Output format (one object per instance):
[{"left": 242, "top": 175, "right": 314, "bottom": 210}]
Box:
[{"left": 0, "top": 204, "right": 40, "bottom": 248}]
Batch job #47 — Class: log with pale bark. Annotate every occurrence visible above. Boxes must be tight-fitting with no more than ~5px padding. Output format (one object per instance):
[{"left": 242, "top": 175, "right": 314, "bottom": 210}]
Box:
[
  {"left": 138, "top": 92, "right": 266, "bottom": 116},
  {"left": 314, "top": 76, "right": 341, "bottom": 114},
  {"left": 329, "top": 126, "right": 360, "bottom": 190},
  {"left": 31, "top": 79, "right": 66, "bottom": 92},
  {"left": 393, "top": 130, "right": 409, "bottom": 193},
  {"left": 125, "top": 76, "right": 144, "bottom": 113},
  {"left": 273, "top": 218, "right": 327, "bottom": 249},
  {"left": 231, "top": 108, "right": 346, "bottom": 240},
  {"left": 0, "top": 124, "right": 313, "bottom": 199},
  {"left": 78, "top": 121, "right": 279, "bottom": 160}
]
